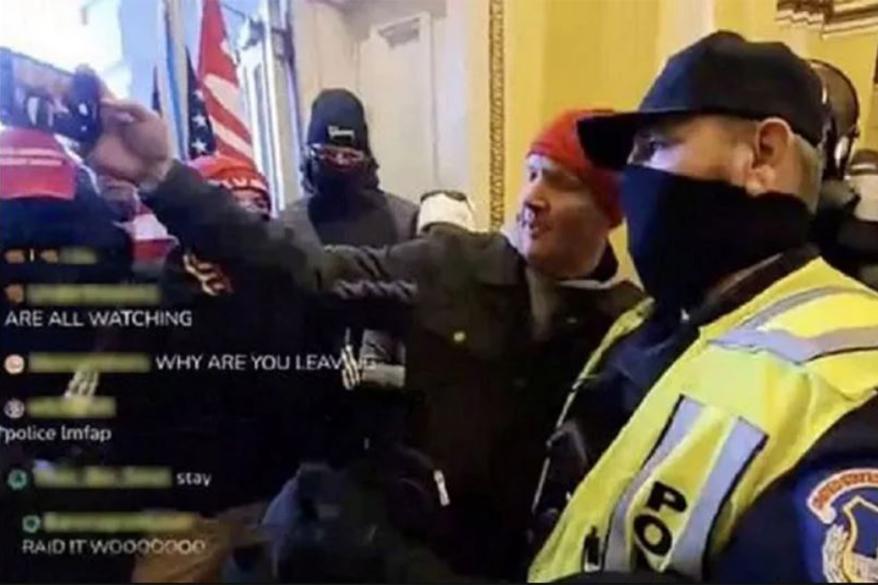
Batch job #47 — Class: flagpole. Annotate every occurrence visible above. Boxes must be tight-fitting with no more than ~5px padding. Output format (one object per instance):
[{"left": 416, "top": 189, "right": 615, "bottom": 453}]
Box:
[{"left": 157, "top": 0, "right": 190, "bottom": 159}]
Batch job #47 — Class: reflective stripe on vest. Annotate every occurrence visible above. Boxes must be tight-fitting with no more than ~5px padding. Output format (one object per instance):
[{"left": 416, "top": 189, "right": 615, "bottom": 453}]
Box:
[
  {"left": 605, "top": 396, "right": 766, "bottom": 577},
  {"left": 604, "top": 397, "right": 703, "bottom": 571},
  {"left": 712, "top": 287, "right": 878, "bottom": 363}
]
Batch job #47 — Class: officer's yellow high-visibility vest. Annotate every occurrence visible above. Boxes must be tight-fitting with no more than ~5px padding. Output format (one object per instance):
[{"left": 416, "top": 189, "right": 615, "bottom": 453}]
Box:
[{"left": 529, "top": 258, "right": 878, "bottom": 582}]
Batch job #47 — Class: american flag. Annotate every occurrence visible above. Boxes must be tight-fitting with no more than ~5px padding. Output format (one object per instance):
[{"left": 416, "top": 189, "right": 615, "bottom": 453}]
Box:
[
  {"left": 137, "top": 53, "right": 211, "bottom": 269},
  {"left": 140, "top": 54, "right": 206, "bottom": 268},
  {"left": 185, "top": 53, "right": 218, "bottom": 160},
  {"left": 153, "top": 51, "right": 218, "bottom": 161},
  {"left": 198, "top": 0, "right": 254, "bottom": 163},
  {"left": 135, "top": 0, "right": 255, "bottom": 269}
]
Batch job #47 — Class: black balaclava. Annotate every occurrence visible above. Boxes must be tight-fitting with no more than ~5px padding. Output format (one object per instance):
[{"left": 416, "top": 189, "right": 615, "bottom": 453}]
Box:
[{"left": 302, "top": 89, "right": 379, "bottom": 200}]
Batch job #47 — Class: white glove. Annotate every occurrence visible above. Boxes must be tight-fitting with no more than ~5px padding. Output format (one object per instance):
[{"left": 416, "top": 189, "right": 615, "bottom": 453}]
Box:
[
  {"left": 65, "top": 367, "right": 100, "bottom": 398},
  {"left": 340, "top": 344, "right": 362, "bottom": 391}
]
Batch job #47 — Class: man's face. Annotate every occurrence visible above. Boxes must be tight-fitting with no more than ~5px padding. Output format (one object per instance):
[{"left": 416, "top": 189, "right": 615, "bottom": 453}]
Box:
[
  {"left": 516, "top": 154, "right": 610, "bottom": 278},
  {"left": 629, "top": 115, "right": 753, "bottom": 185},
  {"left": 232, "top": 187, "right": 271, "bottom": 219}
]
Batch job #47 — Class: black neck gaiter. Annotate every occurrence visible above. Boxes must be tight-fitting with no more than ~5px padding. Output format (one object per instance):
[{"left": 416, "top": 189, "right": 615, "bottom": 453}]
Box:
[
  {"left": 303, "top": 158, "right": 380, "bottom": 203},
  {"left": 621, "top": 165, "right": 812, "bottom": 313}
]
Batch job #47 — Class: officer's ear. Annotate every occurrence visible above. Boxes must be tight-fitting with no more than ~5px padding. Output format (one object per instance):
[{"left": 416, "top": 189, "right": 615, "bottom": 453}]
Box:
[{"left": 742, "top": 118, "right": 796, "bottom": 197}]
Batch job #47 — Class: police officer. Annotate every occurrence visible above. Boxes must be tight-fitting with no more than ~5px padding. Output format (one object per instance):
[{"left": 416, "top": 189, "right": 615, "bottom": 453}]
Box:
[{"left": 529, "top": 32, "right": 878, "bottom": 583}]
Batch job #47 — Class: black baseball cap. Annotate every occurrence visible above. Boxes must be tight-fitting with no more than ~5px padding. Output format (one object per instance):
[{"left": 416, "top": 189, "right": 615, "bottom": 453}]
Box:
[{"left": 578, "top": 31, "right": 825, "bottom": 169}]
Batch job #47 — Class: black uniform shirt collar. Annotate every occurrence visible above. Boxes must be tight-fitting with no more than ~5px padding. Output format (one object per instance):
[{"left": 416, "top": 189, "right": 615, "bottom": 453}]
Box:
[{"left": 687, "top": 244, "right": 820, "bottom": 327}]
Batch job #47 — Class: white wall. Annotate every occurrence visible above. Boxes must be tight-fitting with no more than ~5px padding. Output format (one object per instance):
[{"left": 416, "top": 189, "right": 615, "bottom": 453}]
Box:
[
  {"left": 349, "top": 0, "right": 469, "bottom": 200},
  {"left": 434, "top": 1, "right": 474, "bottom": 206},
  {"left": 291, "top": 0, "right": 358, "bottom": 124}
]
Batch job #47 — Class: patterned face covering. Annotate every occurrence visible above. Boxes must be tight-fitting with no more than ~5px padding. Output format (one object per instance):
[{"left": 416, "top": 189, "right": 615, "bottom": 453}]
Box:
[{"left": 307, "top": 144, "right": 368, "bottom": 171}]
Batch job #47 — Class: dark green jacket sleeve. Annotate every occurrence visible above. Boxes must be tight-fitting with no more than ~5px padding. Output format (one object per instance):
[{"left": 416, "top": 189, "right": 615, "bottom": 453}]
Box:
[{"left": 141, "top": 162, "right": 432, "bottom": 332}]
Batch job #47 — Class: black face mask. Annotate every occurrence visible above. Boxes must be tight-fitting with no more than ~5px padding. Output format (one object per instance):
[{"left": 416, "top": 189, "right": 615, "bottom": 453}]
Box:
[
  {"left": 621, "top": 165, "right": 812, "bottom": 313},
  {"left": 304, "top": 158, "right": 373, "bottom": 199}
]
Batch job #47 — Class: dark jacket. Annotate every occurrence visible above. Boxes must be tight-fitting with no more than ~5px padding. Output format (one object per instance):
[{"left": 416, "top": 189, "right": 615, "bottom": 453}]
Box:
[
  {"left": 282, "top": 187, "right": 418, "bottom": 248},
  {"left": 812, "top": 180, "right": 878, "bottom": 289},
  {"left": 284, "top": 182, "right": 417, "bottom": 382},
  {"left": 103, "top": 243, "right": 311, "bottom": 515},
  {"left": 0, "top": 189, "right": 135, "bottom": 583},
  {"left": 141, "top": 162, "right": 643, "bottom": 579},
  {"left": 0, "top": 190, "right": 132, "bottom": 410}
]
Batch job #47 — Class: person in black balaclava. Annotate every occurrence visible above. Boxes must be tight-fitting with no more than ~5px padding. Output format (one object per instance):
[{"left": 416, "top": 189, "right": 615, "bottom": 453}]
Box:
[
  {"left": 281, "top": 89, "right": 419, "bottom": 466},
  {"left": 285, "top": 88, "right": 418, "bottom": 246}
]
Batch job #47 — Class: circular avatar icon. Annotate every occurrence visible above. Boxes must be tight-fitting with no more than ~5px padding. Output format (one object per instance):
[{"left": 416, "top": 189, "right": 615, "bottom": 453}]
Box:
[
  {"left": 4, "top": 355, "right": 25, "bottom": 376},
  {"left": 4, "top": 285, "right": 24, "bottom": 305},
  {"left": 21, "top": 515, "right": 41, "bottom": 534},
  {"left": 4, "top": 399, "right": 25, "bottom": 419},
  {"left": 7, "top": 469, "right": 28, "bottom": 491}
]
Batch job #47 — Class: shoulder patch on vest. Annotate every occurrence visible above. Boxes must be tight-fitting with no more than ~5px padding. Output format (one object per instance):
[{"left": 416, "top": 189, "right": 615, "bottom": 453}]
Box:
[{"left": 805, "top": 467, "right": 878, "bottom": 582}]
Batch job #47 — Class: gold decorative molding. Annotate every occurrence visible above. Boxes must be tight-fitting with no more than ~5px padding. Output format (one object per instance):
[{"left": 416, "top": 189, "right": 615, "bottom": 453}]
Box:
[
  {"left": 777, "top": 0, "right": 878, "bottom": 36},
  {"left": 488, "top": 0, "right": 505, "bottom": 230}
]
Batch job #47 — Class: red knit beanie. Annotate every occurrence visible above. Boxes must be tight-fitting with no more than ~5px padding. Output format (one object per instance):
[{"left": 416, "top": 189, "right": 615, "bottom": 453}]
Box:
[{"left": 528, "top": 109, "right": 622, "bottom": 227}]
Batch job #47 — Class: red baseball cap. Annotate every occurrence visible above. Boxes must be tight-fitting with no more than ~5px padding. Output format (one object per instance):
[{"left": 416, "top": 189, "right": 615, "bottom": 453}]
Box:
[
  {"left": 190, "top": 153, "right": 270, "bottom": 205},
  {"left": 0, "top": 128, "right": 76, "bottom": 201}
]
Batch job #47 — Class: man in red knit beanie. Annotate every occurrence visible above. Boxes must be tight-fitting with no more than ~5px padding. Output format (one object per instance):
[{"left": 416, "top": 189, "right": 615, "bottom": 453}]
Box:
[
  {"left": 87, "top": 96, "right": 644, "bottom": 581},
  {"left": 509, "top": 109, "right": 623, "bottom": 280}
]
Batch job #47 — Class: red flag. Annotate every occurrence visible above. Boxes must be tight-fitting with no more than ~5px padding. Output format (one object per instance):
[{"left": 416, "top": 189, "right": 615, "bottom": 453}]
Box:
[{"left": 198, "top": 0, "right": 254, "bottom": 163}]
